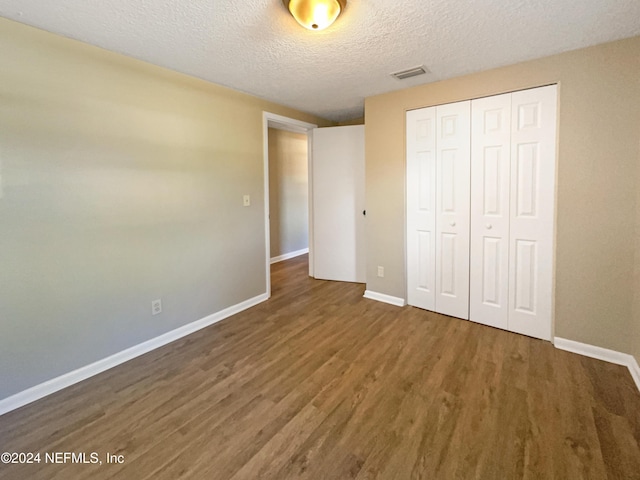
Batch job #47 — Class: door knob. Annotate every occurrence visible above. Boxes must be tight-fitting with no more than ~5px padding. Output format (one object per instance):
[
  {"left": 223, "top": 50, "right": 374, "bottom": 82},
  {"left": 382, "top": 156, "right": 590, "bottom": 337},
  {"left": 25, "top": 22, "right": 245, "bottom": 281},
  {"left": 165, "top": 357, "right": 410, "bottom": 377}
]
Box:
[
  {"left": 450, "top": 222, "right": 456, "bottom": 227},
  {"left": 486, "top": 224, "right": 492, "bottom": 229}
]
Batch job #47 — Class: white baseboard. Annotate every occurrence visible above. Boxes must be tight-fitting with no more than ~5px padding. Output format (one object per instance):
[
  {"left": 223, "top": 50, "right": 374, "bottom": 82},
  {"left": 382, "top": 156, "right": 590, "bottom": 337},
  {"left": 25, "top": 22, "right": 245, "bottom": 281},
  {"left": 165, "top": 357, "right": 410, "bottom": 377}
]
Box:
[
  {"left": 0, "top": 293, "right": 269, "bottom": 417},
  {"left": 629, "top": 356, "right": 640, "bottom": 392},
  {"left": 554, "top": 337, "right": 640, "bottom": 393},
  {"left": 363, "top": 290, "right": 406, "bottom": 307},
  {"left": 270, "top": 248, "right": 309, "bottom": 264}
]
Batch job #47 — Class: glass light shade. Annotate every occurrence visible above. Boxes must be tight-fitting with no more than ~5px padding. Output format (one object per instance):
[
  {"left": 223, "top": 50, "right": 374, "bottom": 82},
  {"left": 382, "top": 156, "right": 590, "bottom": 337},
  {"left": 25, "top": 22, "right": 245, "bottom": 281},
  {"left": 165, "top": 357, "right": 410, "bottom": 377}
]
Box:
[{"left": 286, "top": 0, "right": 344, "bottom": 31}]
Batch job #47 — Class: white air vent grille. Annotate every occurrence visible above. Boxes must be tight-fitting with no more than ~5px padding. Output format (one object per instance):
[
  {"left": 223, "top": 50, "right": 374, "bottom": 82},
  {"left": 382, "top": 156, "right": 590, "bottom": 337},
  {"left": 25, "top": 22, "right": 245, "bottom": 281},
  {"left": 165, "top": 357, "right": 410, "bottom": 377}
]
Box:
[{"left": 391, "top": 66, "right": 429, "bottom": 80}]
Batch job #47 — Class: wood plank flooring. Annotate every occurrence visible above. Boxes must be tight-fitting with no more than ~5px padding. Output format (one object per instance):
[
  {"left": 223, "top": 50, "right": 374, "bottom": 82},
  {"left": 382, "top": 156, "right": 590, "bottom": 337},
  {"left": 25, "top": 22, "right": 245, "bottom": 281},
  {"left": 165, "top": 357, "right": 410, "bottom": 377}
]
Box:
[{"left": 1, "top": 254, "right": 639, "bottom": 479}]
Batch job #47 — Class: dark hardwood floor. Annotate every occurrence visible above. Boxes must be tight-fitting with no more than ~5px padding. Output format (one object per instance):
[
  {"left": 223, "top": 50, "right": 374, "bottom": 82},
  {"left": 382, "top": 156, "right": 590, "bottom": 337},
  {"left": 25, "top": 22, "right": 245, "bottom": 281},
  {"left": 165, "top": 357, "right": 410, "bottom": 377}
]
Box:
[{"left": 1, "top": 254, "right": 639, "bottom": 479}]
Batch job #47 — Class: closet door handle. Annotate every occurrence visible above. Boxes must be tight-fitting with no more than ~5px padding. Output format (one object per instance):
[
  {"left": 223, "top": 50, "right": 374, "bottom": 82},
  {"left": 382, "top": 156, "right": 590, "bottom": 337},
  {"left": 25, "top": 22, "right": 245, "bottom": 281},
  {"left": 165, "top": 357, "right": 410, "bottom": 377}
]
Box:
[{"left": 486, "top": 224, "right": 492, "bottom": 230}]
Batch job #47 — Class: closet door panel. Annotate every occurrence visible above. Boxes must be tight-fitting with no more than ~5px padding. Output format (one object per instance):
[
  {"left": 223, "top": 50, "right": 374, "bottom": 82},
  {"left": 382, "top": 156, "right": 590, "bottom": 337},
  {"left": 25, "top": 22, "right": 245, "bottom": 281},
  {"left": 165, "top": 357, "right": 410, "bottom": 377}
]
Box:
[
  {"left": 435, "top": 101, "right": 471, "bottom": 320},
  {"left": 406, "top": 108, "right": 437, "bottom": 311},
  {"left": 508, "top": 85, "right": 557, "bottom": 340},
  {"left": 470, "top": 93, "right": 511, "bottom": 330}
]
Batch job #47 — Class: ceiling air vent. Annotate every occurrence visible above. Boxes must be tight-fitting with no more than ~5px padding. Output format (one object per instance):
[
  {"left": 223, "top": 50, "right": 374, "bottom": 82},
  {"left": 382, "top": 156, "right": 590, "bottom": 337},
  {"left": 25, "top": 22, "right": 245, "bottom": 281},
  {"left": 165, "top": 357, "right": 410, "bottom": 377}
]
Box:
[{"left": 391, "top": 66, "right": 429, "bottom": 80}]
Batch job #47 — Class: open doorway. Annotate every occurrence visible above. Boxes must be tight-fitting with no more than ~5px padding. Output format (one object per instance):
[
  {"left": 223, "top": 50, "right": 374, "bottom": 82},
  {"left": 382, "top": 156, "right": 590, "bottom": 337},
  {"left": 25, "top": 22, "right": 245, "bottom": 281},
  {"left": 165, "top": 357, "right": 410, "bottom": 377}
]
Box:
[
  {"left": 268, "top": 128, "right": 309, "bottom": 263},
  {"left": 262, "top": 112, "right": 317, "bottom": 298}
]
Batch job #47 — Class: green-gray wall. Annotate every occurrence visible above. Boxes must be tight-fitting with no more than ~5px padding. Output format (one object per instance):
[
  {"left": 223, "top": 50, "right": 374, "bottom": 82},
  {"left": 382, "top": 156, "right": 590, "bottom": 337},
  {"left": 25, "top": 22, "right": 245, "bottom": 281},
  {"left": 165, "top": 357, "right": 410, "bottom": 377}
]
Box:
[{"left": 0, "top": 18, "right": 330, "bottom": 400}]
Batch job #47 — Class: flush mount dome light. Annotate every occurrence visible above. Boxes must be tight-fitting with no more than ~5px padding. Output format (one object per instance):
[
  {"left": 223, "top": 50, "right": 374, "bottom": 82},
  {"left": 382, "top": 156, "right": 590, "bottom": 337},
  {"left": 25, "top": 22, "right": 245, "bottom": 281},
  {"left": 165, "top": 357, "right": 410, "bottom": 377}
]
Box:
[{"left": 283, "top": 0, "right": 346, "bottom": 31}]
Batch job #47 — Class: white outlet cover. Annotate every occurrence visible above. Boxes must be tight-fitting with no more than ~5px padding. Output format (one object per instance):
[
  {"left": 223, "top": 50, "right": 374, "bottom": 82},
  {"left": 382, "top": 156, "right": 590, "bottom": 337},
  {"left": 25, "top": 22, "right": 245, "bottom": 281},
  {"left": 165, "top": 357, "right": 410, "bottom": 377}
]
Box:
[{"left": 152, "top": 299, "right": 162, "bottom": 315}]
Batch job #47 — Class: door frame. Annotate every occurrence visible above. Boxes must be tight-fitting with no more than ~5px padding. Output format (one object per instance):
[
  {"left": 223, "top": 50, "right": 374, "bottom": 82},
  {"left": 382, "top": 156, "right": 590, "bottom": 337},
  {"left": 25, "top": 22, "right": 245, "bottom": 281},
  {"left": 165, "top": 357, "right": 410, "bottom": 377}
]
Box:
[{"left": 262, "top": 112, "right": 317, "bottom": 298}]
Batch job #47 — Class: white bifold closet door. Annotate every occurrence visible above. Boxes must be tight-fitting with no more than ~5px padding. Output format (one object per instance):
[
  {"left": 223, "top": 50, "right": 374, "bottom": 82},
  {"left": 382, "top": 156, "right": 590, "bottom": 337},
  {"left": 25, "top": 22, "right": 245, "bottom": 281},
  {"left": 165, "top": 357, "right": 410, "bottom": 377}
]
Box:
[
  {"left": 470, "top": 85, "right": 557, "bottom": 340},
  {"left": 406, "top": 107, "right": 437, "bottom": 311},
  {"left": 408, "top": 85, "right": 557, "bottom": 341},
  {"left": 407, "top": 101, "right": 471, "bottom": 319},
  {"left": 506, "top": 86, "right": 557, "bottom": 340},
  {"left": 469, "top": 93, "right": 512, "bottom": 330}
]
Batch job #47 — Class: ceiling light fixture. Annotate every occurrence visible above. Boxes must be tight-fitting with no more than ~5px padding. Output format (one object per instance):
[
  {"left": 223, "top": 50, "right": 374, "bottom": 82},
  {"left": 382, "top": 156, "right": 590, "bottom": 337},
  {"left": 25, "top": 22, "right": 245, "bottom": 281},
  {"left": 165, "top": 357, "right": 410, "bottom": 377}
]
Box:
[{"left": 282, "top": 0, "right": 346, "bottom": 31}]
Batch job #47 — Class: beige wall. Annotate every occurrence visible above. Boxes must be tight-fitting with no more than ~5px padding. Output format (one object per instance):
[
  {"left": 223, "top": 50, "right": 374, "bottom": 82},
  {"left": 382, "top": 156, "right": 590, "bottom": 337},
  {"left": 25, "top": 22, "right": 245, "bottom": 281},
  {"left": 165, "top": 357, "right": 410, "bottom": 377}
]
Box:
[
  {"left": 0, "top": 17, "right": 331, "bottom": 400},
  {"left": 365, "top": 36, "right": 640, "bottom": 358},
  {"left": 268, "top": 128, "right": 309, "bottom": 258},
  {"left": 337, "top": 117, "right": 365, "bottom": 126}
]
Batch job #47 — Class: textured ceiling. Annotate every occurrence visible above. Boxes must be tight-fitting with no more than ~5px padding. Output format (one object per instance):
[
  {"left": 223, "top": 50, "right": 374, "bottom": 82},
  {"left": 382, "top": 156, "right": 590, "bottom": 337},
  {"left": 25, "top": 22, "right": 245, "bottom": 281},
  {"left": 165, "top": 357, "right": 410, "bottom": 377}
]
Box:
[{"left": 0, "top": 1, "right": 639, "bottom": 121}]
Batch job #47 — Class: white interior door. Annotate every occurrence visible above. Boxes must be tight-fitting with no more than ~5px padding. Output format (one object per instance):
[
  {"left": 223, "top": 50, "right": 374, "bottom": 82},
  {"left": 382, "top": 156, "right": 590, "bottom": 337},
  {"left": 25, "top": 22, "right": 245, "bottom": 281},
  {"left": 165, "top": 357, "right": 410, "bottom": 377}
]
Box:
[
  {"left": 508, "top": 85, "right": 557, "bottom": 340},
  {"left": 406, "top": 107, "right": 437, "bottom": 310},
  {"left": 470, "top": 93, "right": 512, "bottom": 329},
  {"left": 312, "top": 125, "right": 366, "bottom": 283},
  {"left": 435, "top": 101, "right": 471, "bottom": 319}
]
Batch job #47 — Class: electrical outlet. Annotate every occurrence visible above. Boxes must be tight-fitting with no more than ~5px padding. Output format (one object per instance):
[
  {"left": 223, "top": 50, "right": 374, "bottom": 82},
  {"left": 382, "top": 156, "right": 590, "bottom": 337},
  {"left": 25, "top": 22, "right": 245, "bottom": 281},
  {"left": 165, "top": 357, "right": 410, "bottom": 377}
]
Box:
[
  {"left": 377, "top": 266, "right": 384, "bottom": 277},
  {"left": 151, "top": 299, "right": 162, "bottom": 316},
  {"left": 243, "top": 195, "right": 251, "bottom": 207}
]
